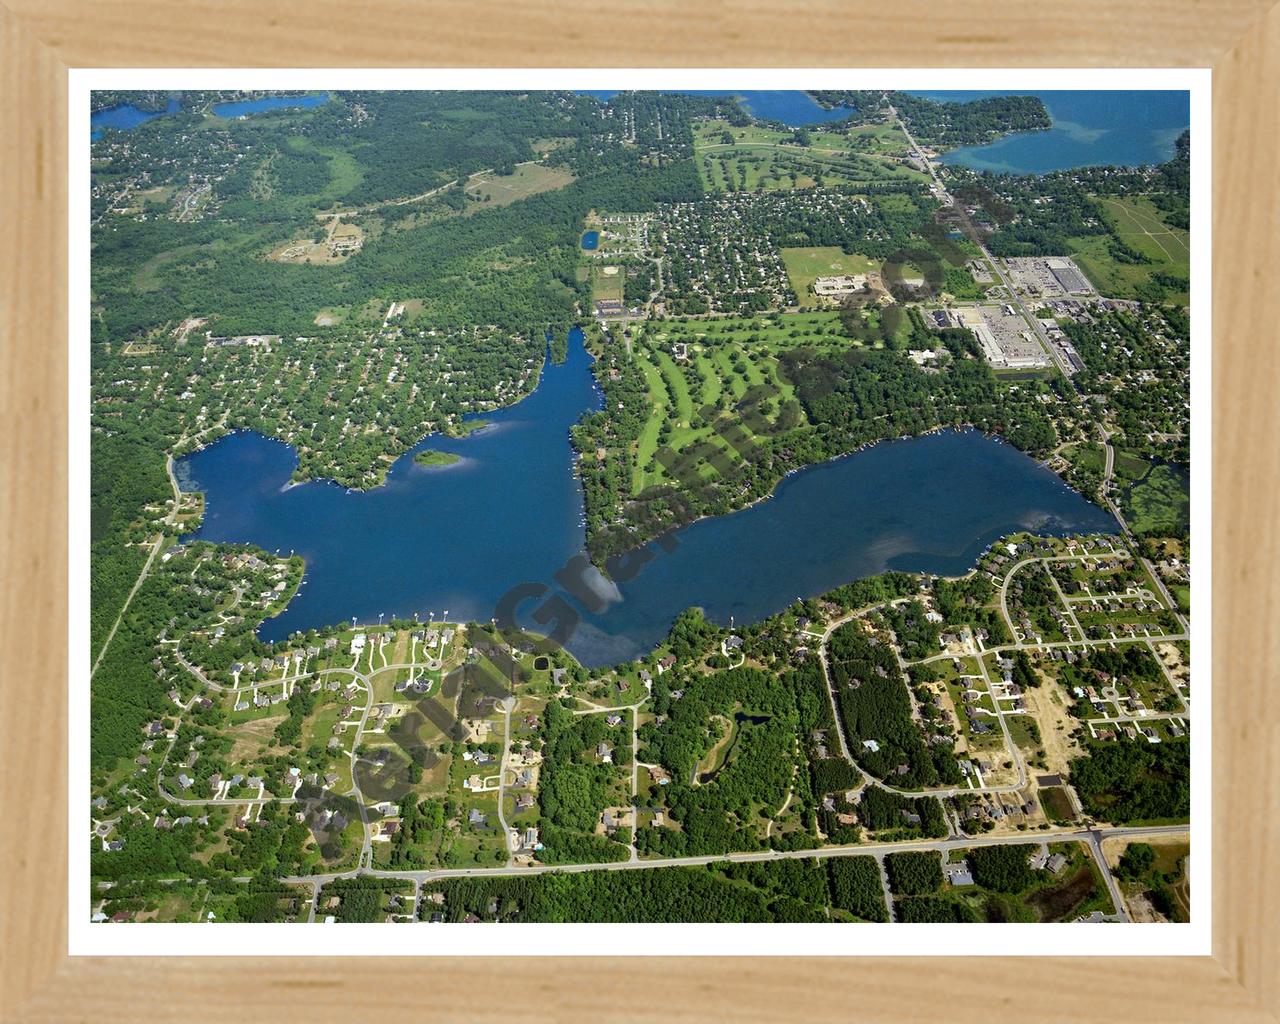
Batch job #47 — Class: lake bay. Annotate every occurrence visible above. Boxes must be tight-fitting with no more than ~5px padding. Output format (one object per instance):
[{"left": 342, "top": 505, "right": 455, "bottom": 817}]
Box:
[{"left": 909, "top": 90, "right": 1190, "bottom": 174}]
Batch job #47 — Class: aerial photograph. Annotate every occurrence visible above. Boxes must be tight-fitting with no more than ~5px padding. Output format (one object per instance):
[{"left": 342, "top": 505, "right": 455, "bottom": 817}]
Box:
[{"left": 88, "top": 87, "right": 1192, "bottom": 927}]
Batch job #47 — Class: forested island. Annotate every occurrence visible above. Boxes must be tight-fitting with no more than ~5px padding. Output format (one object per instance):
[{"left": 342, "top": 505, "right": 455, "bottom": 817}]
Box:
[{"left": 412, "top": 449, "right": 461, "bottom": 468}]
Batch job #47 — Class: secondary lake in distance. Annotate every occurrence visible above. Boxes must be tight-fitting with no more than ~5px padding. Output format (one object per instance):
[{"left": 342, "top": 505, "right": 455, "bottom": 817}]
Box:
[
  {"left": 580, "top": 90, "right": 855, "bottom": 126},
  {"left": 177, "top": 328, "right": 1118, "bottom": 667},
  {"left": 90, "top": 99, "right": 181, "bottom": 140},
  {"left": 91, "top": 93, "right": 329, "bottom": 140},
  {"left": 211, "top": 92, "right": 329, "bottom": 118},
  {"left": 909, "top": 90, "right": 1190, "bottom": 174}
]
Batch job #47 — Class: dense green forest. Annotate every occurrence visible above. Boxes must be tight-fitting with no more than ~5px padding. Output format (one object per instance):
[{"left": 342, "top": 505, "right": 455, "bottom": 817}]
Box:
[
  {"left": 92, "top": 91, "right": 719, "bottom": 343},
  {"left": 884, "top": 850, "right": 945, "bottom": 896},
  {"left": 1069, "top": 738, "right": 1190, "bottom": 824},
  {"left": 419, "top": 856, "right": 886, "bottom": 922},
  {"left": 90, "top": 433, "right": 170, "bottom": 653},
  {"left": 825, "top": 621, "right": 961, "bottom": 789},
  {"left": 536, "top": 698, "right": 630, "bottom": 864},
  {"left": 637, "top": 665, "right": 802, "bottom": 858}
]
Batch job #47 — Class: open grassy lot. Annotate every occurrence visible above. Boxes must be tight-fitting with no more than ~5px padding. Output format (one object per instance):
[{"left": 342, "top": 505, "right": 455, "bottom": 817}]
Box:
[
  {"left": 835, "top": 122, "right": 913, "bottom": 157},
  {"left": 780, "top": 246, "right": 879, "bottom": 302},
  {"left": 464, "top": 161, "right": 576, "bottom": 212},
  {"left": 1098, "top": 196, "right": 1190, "bottom": 272},
  {"left": 1038, "top": 785, "right": 1077, "bottom": 823},
  {"left": 1114, "top": 448, "right": 1152, "bottom": 481},
  {"left": 1006, "top": 713, "right": 1042, "bottom": 753},
  {"left": 589, "top": 263, "right": 625, "bottom": 305},
  {"left": 1065, "top": 442, "right": 1105, "bottom": 473},
  {"left": 1105, "top": 837, "right": 1190, "bottom": 922},
  {"left": 1070, "top": 195, "right": 1189, "bottom": 304},
  {"left": 288, "top": 136, "right": 365, "bottom": 207}
]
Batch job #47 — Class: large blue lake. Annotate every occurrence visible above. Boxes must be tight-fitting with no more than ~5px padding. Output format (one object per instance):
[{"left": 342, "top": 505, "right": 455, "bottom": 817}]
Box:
[
  {"left": 177, "top": 328, "right": 1117, "bottom": 666},
  {"left": 909, "top": 90, "right": 1189, "bottom": 174}
]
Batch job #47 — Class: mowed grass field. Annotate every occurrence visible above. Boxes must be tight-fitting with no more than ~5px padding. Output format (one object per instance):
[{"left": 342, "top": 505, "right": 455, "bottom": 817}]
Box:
[
  {"left": 1070, "top": 195, "right": 1190, "bottom": 304},
  {"left": 692, "top": 118, "right": 927, "bottom": 193},
  {"left": 628, "top": 312, "right": 855, "bottom": 494},
  {"left": 589, "top": 263, "right": 625, "bottom": 304},
  {"left": 464, "top": 162, "right": 576, "bottom": 212},
  {"left": 693, "top": 119, "right": 912, "bottom": 158},
  {"left": 780, "top": 246, "right": 879, "bottom": 301}
]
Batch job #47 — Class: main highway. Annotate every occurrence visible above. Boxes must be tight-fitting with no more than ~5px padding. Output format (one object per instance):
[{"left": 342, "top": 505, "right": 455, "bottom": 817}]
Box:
[
  {"left": 886, "top": 101, "right": 1075, "bottom": 378},
  {"left": 278, "top": 822, "right": 1184, "bottom": 898}
]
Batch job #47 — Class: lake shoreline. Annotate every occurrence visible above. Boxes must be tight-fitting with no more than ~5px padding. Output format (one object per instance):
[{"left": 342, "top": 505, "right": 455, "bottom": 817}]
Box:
[
  {"left": 583, "top": 422, "right": 1115, "bottom": 579},
  {"left": 176, "top": 329, "right": 1116, "bottom": 665}
]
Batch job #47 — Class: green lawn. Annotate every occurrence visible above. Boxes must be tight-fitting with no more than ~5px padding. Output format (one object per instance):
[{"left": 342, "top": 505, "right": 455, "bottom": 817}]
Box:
[
  {"left": 589, "top": 264, "right": 625, "bottom": 304},
  {"left": 1065, "top": 443, "right": 1105, "bottom": 473},
  {"left": 655, "top": 349, "right": 695, "bottom": 424},
  {"left": 624, "top": 312, "right": 864, "bottom": 495},
  {"left": 633, "top": 351, "right": 669, "bottom": 492},
  {"left": 692, "top": 351, "right": 723, "bottom": 408}
]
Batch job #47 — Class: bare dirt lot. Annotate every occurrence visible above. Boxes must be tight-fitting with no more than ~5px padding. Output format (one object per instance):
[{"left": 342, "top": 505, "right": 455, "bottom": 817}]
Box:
[
  {"left": 269, "top": 216, "right": 364, "bottom": 265},
  {"left": 227, "top": 712, "right": 287, "bottom": 765},
  {"left": 1024, "top": 680, "right": 1080, "bottom": 776}
]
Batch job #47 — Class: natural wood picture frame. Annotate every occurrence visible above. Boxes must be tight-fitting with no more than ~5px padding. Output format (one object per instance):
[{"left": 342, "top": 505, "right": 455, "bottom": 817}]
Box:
[{"left": 2, "top": 1, "right": 1276, "bottom": 1019}]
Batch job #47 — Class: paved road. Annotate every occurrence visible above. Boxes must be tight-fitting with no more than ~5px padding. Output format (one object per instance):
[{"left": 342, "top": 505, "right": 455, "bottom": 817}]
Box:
[
  {"left": 998, "top": 551, "right": 1126, "bottom": 640},
  {"left": 1097, "top": 427, "right": 1189, "bottom": 632},
  {"left": 495, "top": 697, "right": 515, "bottom": 865},
  {"left": 911, "top": 629, "right": 1188, "bottom": 668},
  {"left": 970, "top": 633, "right": 1027, "bottom": 791},
  {"left": 874, "top": 854, "right": 897, "bottom": 922},
  {"left": 815, "top": 598, "right": 1037, "bottom": 799},
  {"left": 629, "top": 707, "right": 641, "bottom": 862},
  {"left": 1082, "top": 827, "right": 1132, "bottom": 920},
  {"left": 278, "top": 822, "right": 1186, "bottom": 892},
  {"left": 158, "top": 659, "right": 380, "bottom": 808}
]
